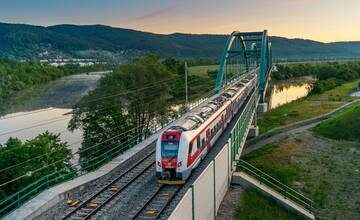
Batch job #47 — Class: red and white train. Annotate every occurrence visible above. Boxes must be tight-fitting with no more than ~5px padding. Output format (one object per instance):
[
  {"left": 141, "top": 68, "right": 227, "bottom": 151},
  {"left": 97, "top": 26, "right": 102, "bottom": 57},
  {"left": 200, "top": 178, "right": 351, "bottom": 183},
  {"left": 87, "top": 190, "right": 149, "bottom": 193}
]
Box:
[{"left": 156, "top": 73, "right": 257, "bottom": 181}]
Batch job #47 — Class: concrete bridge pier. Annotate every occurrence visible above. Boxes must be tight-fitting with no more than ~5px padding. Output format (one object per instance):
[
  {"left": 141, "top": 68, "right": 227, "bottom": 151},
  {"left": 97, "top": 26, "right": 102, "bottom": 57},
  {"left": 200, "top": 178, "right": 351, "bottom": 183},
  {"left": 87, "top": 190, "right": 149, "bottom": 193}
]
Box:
[
  {"left": 247, "top": 112, "right": 259, "bottom": 138},
  {"left": 257, "top": 102, "right": 268, "bottom": 113}
]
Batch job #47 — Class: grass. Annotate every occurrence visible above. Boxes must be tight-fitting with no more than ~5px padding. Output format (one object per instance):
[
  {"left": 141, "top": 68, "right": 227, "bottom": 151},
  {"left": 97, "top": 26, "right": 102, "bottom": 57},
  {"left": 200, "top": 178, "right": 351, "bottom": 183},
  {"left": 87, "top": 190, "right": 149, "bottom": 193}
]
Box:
[
  {"left": 313, "top": 102, "right": 360, "bottom": 142},
  {"left": 241, "top": 130, "right": 360, "bottom": 219},
  {"left": 188, "top": 65, "right": 218, "bottom": 77},
  {"left": 236, "top": 189, "right": 302, "bottom": 220},
  {"left": 258, "top": 79, "right": 360, "bottom": 133},
  {"left": 242, "top": 143, "right": 302, "bottom": 186}
]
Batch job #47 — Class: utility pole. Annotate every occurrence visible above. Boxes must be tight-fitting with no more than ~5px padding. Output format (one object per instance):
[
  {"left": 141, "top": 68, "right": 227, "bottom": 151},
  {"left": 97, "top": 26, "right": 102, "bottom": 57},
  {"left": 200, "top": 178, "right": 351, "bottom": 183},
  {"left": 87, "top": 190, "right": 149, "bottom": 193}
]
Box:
[{"left": 185, "top": 61, "right": 188, "bottom": 109}]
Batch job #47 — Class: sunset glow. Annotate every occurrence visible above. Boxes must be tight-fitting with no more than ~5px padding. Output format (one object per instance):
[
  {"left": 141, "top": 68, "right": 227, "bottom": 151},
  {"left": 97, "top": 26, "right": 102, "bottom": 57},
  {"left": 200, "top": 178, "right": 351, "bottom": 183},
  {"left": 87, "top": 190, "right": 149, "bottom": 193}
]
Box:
[{"left": 1, "top": 0, "right": 359, "bottom": 42}]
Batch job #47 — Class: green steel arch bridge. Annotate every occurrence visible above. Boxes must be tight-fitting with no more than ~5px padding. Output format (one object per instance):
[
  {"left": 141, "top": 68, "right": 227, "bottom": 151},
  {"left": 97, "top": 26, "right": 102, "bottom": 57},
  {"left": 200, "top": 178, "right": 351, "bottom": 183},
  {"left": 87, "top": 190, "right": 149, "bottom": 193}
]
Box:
[
  {"left": 214, "top": 30, "right": 273, "bottom": 165},
  {"left": 0, "top": 30, "right": 275, "bottom": 219}
]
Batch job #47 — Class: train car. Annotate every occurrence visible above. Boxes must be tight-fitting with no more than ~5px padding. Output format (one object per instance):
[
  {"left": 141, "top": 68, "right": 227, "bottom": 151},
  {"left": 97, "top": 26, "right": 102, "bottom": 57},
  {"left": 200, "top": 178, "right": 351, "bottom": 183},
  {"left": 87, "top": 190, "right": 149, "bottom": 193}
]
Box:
[{"left": 156, "top": 73, "right": 257, "bottom": 182}]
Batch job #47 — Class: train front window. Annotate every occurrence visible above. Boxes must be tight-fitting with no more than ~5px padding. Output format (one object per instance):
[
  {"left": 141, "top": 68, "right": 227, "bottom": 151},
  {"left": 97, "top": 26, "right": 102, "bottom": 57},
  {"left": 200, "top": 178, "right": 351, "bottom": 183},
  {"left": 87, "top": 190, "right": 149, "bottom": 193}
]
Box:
[{"left": 161, "top": 141, "right": 179, "bottom": 158}]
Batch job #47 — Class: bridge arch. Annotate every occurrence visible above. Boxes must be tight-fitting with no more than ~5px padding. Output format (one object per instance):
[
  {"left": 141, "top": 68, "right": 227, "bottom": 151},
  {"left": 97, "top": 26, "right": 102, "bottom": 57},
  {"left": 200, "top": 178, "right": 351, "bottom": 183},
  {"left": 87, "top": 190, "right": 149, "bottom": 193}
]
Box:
[{"left": 215, "top": 30, "right": 272, "bottom": 101}]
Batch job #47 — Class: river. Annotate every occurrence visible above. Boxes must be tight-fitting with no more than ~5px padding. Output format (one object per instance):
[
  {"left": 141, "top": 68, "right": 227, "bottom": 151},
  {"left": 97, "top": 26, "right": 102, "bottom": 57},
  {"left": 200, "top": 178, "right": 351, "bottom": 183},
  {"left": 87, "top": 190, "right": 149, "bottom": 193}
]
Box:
[
  {"left": 0, "top": 72, "right": 108, "bottom": 152},
  {"left": 267, "top": 76, "right": 314, "bottom": 109}
]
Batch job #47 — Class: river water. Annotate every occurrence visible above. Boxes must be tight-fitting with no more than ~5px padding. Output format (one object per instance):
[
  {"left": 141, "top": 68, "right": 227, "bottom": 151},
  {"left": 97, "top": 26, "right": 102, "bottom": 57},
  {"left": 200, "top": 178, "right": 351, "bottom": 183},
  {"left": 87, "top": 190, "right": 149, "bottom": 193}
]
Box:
[
  {"left": 267, "top": 77, "right": 313, "bottom": 109},
  {"left": 0, "top": 72, "right": 107, "bottom": 152}
]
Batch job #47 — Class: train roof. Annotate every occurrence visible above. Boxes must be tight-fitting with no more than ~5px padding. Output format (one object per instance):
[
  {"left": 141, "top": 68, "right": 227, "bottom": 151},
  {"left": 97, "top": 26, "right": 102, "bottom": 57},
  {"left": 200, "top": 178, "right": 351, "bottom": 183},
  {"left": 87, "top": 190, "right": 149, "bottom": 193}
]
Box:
[{"left": 168, "top": 73, "right": 257, "bottom": 132}]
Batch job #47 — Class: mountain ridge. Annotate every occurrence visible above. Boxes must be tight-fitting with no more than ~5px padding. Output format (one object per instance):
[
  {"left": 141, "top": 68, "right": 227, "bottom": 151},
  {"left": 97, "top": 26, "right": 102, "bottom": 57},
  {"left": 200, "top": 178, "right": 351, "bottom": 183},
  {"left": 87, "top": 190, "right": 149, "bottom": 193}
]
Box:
[{"left": 0, "top": 22, "right": 359, "bottom": 61}]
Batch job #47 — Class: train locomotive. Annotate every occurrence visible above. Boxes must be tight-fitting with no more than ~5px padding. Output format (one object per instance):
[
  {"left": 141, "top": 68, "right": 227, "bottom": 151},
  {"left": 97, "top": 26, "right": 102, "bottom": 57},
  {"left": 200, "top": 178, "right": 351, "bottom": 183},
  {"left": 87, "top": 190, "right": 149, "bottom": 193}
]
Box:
[{"left": 156, "top": 73, "right": 257, "bottom": 182}]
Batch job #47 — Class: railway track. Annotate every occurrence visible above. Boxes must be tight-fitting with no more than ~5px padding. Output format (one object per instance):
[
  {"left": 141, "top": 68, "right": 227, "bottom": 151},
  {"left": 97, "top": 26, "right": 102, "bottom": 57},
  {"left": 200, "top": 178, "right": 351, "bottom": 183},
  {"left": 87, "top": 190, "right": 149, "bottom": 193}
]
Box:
[
  {"left": 131, "top": 184, "right": 182, "bottom": 220},
  {"left": 61, "top": 151, "right": 155, "bottom": 220}
]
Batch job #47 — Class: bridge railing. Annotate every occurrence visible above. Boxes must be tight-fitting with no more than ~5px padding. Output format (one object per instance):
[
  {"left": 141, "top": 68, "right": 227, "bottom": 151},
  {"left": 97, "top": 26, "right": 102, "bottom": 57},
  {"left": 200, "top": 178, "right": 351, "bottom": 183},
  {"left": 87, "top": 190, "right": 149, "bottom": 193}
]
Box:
[
  {"left": 236, "top": 159, "right": 314, "bottom": 213},
  {"left": 230, "top": 85, "right": 257, "bottom": 166}
]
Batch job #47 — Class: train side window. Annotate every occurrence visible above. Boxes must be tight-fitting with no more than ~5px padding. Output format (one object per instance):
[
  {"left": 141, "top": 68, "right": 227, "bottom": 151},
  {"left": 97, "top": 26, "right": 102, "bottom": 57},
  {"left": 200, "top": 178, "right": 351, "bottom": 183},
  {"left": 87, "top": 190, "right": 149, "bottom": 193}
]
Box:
[
  {"left": 201, "top": 138, "right": 205, "bottom": 147},
  {"left": 189, "top": 142, "right": 193, "bottom": 154},
  {"left": 197, "top": 136, "right": 200, "bottom": 149}
]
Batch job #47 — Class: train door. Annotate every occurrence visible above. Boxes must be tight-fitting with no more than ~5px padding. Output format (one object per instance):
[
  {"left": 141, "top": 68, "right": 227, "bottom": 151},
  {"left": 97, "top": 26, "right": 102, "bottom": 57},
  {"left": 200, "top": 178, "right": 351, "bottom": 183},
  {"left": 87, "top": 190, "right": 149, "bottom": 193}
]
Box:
[
  {"left": 206, "top": 129, "right": 211, "bottom": 150},
  {"left": 221, "top": 115, "right": 225, "bottom": 130}
]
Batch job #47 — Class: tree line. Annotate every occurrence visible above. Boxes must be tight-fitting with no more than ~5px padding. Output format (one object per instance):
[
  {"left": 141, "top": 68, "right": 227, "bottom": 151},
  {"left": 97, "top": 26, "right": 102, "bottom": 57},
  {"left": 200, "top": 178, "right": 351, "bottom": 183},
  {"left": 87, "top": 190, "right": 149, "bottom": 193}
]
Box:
[{"left": 274, "top": 62, "right": 360, "bottom": 94}]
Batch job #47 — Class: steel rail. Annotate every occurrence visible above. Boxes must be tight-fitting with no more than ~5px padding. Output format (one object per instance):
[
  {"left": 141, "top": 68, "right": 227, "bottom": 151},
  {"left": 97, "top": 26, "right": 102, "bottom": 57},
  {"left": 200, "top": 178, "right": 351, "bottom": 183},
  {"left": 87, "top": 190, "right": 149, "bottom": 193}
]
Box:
[
  {"left": 61, "top": 150, "right": 156, "bottom": 220},
  {"left": 131, "top": 184, "right": 182, "bottom": 220}
]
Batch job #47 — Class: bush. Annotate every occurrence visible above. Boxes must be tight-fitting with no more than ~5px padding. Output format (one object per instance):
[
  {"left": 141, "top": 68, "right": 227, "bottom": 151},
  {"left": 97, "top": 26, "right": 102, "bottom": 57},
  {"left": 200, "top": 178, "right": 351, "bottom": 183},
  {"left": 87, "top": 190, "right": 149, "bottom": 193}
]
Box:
[{"left": 309, "top": 78, "right": 343, "bottom": 95}]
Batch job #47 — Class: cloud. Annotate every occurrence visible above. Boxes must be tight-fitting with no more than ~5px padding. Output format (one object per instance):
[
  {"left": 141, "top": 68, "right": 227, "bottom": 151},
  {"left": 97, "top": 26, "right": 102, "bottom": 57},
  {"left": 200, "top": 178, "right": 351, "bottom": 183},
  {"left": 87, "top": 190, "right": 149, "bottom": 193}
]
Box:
[{"left": 134, "top": 6, "right": 176, "bottom": 20}]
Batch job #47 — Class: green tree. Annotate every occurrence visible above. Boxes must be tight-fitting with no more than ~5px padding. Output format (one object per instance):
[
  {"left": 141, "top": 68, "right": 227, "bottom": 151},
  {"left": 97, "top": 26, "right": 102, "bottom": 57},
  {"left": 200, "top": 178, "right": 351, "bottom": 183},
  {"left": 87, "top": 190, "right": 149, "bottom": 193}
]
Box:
[
  {"left": 0, "top": 132, "right": 74, "bottom": 200},
  {"left": 69, "top": 55, "right": 176, "bottom": 170}
]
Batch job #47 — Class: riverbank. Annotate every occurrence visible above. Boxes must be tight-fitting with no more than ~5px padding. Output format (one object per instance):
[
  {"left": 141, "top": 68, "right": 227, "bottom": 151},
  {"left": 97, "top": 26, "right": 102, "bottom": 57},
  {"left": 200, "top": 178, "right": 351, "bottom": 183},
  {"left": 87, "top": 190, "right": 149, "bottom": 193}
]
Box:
[
  {"left": 258, "top": 78, "right": 360, "bottom": 133},
  {"left": 0, "top": 72, "right": 107, "bottom": 152}
]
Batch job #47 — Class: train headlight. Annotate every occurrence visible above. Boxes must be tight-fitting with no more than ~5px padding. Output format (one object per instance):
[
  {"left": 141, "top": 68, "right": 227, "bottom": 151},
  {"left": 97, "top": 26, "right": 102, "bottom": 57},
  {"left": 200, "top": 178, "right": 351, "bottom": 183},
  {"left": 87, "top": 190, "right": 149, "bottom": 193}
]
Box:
[
  {"left": 157, "top": 161, "right": 162, "bottom": 167},
  {"left": 177, "top": 161, "right": 182, "bottom": 168}
]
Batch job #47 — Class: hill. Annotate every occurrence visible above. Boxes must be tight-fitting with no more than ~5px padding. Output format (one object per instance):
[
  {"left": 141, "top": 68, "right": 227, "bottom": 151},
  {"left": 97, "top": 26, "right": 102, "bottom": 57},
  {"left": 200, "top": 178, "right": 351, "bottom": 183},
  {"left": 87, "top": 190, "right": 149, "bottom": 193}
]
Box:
[
  {"left": 1, "top": 22, "right": 360, "bottom": 61},
  {"left": 313, "top": 102, "right": 360, "bottom": 142}
]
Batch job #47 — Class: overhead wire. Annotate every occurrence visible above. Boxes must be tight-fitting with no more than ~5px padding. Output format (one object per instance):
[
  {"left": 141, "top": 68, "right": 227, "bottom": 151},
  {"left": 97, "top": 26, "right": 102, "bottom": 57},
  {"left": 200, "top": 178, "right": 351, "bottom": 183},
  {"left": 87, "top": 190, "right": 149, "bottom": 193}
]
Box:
[{"left": 0, "top": 75, "right": 206, "bottom": 124}]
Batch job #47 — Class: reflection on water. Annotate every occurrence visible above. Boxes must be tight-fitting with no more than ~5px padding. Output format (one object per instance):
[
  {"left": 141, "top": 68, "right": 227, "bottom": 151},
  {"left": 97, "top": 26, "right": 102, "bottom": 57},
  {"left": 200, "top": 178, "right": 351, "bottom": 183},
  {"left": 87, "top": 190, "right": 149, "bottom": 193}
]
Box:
[
  {"left": 268, "top": 78, "right": 312, "bottom": 109},
  {"left": 0, "top": 108, "right": 81, "bottom": 152},
  {"left": 0, "top": 73, "right": 104, "bottom": 116},
  {"left": 0, "top": 72, "right": 107, "bottom": 152}
]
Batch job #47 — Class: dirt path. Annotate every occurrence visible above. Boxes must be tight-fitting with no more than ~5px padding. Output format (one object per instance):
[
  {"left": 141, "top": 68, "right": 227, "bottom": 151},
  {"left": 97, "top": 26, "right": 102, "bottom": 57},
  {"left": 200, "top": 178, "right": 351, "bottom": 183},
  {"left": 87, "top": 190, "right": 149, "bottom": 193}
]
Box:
[{"left": 216, "top": 186, "right": 244, "bottom": 220}]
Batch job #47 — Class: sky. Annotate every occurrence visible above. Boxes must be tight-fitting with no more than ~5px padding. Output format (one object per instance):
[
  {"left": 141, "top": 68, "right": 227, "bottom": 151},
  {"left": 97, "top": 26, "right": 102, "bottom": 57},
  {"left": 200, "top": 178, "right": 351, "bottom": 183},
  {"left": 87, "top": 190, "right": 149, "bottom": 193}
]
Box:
[{"left": 0, "top": 0, "right": 359, "bottom": 42}]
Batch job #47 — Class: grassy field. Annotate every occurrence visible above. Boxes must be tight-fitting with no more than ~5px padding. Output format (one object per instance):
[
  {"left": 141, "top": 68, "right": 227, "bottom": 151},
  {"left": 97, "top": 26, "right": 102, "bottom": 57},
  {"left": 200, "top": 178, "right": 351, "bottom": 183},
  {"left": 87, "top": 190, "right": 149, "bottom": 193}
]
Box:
[
  {"left": 241, "top": 129, "right": 360, "bottom": 219},
  {"left": 188, "top": 64, "right": 218, "bottom": 77},
  {"left": 258, "top": 79, "right": 360, "bottom": 133},
  {"left": 236, "top": 189, "right": 302, "bottom": 220},
  {"left": 313, "top": 102, "right": 360, "bottom": 142}
]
